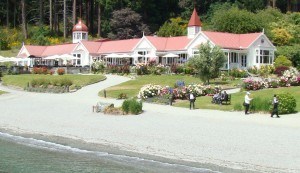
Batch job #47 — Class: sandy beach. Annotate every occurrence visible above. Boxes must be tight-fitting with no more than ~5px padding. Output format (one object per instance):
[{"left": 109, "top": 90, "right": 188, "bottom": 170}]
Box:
[{"left": 0, "top": 74, "right": 299, "bottom": 173}]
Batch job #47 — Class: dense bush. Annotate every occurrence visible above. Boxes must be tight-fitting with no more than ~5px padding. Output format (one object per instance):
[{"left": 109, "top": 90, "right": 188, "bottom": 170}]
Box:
[
  {"left": 274, "top": 66, "right": 289, "bottom": 76},
  {"left": 249, "top": 97, "right": 272, "bottom": 113},
  {"left": 274, "top": 55, "right": 292, "bottom": 68},
  {"left": 277, "top": 93, "right": 297, "bottom": 114},
  {"left": 229, "top": 68, "right": 247, "bottom": 78},
  {"left": 91, "top": 61, "right": 105, "bottom": 74},
  {"left": 122, "top": 99, "right": 143, "bottom": 115},
  {"left": 57, "top": 68, "right": 65, "bottom": 75}
]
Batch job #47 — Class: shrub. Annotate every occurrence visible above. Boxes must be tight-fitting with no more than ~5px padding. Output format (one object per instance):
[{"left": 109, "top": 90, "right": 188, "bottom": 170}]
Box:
[
  {"left": 250, "top": 97, "right": 272, "bottom": 113},
  {"left": 31, "top": 78, "right": 50, "bottom": 87},
  {"left": 118, "top": 93, "right": 127, "bottom": 99},
  {"left": 129, "top": 99, "right": 143, "bottom": 115},
  {"left": 0, "top": 70, "right": 2, "bottom": 78},
  {"left": 122, "top": 99, "right": 130, "bottom": 114},
  {"left": 92, "top": 61, "right": 105, "bottom": 74},
  {"left": 274, "top": 55, "right": 292, "bottom": 68},
  {"left": 277, "top": 93, "right": 297, "bottom": 114},
  {"left": 60, "top": 78, "right": 73, "bottom": 86},
  {"left": 122, "top": 99, "right": 143, "bottom": 115},
  {"left": 229, "top": 68, "right": 247, "bottom": 78},
  {"left": 57, "top": 68, "right": 65, "bottom": 75},
  {"left": 274, "top": 66, "right": 289, "bottom": 76},
  {"left": 233, "top": 102, "right": 243, "bottom": 111}
]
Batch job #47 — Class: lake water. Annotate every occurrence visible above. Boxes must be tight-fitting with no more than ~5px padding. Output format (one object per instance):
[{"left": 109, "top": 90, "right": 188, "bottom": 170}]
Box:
[{"left": 0, "top": 132, "right": 219, "bottom": 173}]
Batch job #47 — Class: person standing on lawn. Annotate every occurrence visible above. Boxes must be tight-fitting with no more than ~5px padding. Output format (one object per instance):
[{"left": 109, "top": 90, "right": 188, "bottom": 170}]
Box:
[
  {"left": 271, "top": 94, "right": 280, "bottom": 118},
  {"left": 244, "top": 92, "right": 252, "bottom": 115},
  {"left": 189, "top": 93, "right": 195, "bottom": 110}
]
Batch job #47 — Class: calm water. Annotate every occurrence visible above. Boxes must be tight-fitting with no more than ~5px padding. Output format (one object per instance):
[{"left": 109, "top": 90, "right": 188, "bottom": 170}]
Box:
[{"left": 0, "top": 132, "right": 218, "bottom": 173}]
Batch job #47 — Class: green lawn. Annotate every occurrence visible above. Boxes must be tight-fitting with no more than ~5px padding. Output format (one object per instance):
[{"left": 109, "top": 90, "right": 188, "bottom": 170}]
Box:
[
  {"left": 174, "top": 86, "right": 300, "bottom": 112},
  {"left": 2, "top": 74, "right": 106, "bottom": 90},
  {"left": 99, "top": 74, "right": 242, "bottom": 98},
  {"left": 0, "top": 90, "right": 7, "bottom": 95}
]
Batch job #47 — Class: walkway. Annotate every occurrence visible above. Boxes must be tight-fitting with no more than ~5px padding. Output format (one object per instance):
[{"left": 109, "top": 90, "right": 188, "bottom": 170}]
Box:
[{"left": 0, "top": 75, "right": 299, "bottom": 173}]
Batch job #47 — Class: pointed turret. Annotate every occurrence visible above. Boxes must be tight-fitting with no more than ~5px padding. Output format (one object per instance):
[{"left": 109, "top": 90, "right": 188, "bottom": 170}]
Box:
[{"left": 187, "top": 8, "right": 202, "bottom": 38}]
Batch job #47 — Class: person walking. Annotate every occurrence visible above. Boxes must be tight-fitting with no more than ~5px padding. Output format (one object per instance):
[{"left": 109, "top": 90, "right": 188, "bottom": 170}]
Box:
[
  {"left": 189, "top": 93, "right": 195, "bottom": 110},
  {"left": 244, "top": 92, "right": 252, "bottom": 115},
  {"left": 271, "top": 94, "right": 280, "bottom": 118}
]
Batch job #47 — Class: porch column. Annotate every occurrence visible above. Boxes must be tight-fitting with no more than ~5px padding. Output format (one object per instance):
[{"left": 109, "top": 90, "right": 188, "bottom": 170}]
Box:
[{"left": 227, "top": 52, "right": 230, "bottom": 70}]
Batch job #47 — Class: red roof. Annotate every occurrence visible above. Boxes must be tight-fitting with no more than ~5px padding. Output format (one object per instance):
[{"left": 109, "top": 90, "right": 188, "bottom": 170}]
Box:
[
  {"left": 23, "top": 45, "right": 47, "bottom": 57},
  {"left": 81, "top": 41, "right": 102, "bottom": 54},
  {"left": 188, "top": 8, "right": 202, "bottom": 27},
  {"left": 146, "top": 36, "right": 191, "bottom": 51},
  {"left": 24, "top": 44, "right": 77, "bottom": 57},
  {"left": 97, "top": 39, "right": 140, "bottom": 53},
  {"left": 72, "top": 20, "right": 88, "bottom": 32},
  {"left": 202, "top": 31, "right": 262, "bottom": 49}
]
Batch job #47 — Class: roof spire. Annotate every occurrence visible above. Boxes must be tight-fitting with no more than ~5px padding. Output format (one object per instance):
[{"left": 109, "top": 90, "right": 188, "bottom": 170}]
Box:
[
  {"left": 262, "top": 28, "right": 265, "bottom": 34},
  {"left": 188, "top": 8, "right": 202, "bottom": 27}
]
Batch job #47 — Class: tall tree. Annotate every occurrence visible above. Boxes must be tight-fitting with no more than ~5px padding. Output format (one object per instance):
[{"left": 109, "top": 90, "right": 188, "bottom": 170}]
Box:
[
  {"left": 49, "top": 0, "right": 53, "bottom": 31},
  {"left": 108, "top": 8, "right": 150, "bottom": 39},
  {"left": 188, "top": 42, "right": 226, "bottom": 84},
  {"left": 39, "top": 0, "right": 44, "bottom": 25},
  {"left": 21, "top": 0, "right": 27, "bottom": 39},
  {"left": 63, "top": 0, "right": 66, "bottom": 38},
  {"left": 72, "top": 0, "right": 76, "bottom": 24}
]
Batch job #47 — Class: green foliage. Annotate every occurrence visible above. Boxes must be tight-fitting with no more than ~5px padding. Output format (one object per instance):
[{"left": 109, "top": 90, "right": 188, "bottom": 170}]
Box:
[
  {"left": 157, "top": 17, "right": 187, "bottom": 37},
  {"left": 229, "top": 68, "right": 247, "bottom": 78},
  {"left": 108, "top": 8, "right": 150, "bottom": 39},
  {"left": 276, "top": 45, "right": 300, "bottom": 68},
  {"left": 270, "top": 28, "right": 293, "bottom": 46},
  {"left": 188, "top": 42, "right": 226, "bottom": 84},
  {"left": 236, "top": 0, "right": 268, "bottom": 12},
  {"left": 250, "top": 97, "right": 272, "bottom": 113},
  {"left": 277, "top": 93, "right": 297, "bottom": 114},
  {"left": 274, "top": 55, "right": 292, "bottom": 68},
  {"left": 122, "top": 99, "right": 143, "bottom": 115},
  {"left": 92, "top": 61, "right": 106, "bottom": 74},
  {"left": 233, "top": 102, "right": 243, "bottom": 111},
  {"left": 211, "top": 7, "right": 261, "bottom": 34}
]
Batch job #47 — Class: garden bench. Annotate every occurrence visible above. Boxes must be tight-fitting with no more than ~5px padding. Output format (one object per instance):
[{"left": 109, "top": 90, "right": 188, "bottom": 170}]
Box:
[
  {"left": 211, "top": 94, "right": 231, "bottom": 105},
  {"left": 220, "top": 94, "right": 231, "bottom": 105},
  {"left": 93, "top": 102, "right": 114, "bottom": 113}
]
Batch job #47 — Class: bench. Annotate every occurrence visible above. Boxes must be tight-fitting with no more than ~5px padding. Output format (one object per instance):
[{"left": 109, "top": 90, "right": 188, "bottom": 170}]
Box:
[
  {"left": 211, "top": 94, "right": 231, "bottom": 105},
  {"left": 220, "top": 94, "right": 231, "bottom": 105},
  {"left": 93, "top": 102, "right": 114, "bottom": 113}
]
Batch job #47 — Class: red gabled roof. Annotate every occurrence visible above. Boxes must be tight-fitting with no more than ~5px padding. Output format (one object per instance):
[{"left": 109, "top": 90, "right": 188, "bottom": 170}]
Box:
[
  {"left": 202, "top": 31, "right": 262, "bottom": 49},
  {"left": 23, "top": 45, "right": 47, "bottom": 57},
  {"left": 41, "top": 44, "right": 77, "bottom": 56},
  {"left": 81, "top": 41, "right": 102, "bottom": 54},
  {"left": 188, "top": 8, "right": 202, "bottom": 27},
  {"left": 146, "top": 36, "right": 191, "bottom": 51},
  {"left": 23, "top": 44, "right": 77, "bottom": 57},
  {"left": 97, "top": 38, "right": 140, "bottom": 53}
]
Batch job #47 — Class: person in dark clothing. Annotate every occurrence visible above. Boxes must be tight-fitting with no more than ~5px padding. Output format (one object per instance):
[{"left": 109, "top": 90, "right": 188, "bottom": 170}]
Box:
[{"left": 271, "top": 94, "right": 280, "bottom": 118}]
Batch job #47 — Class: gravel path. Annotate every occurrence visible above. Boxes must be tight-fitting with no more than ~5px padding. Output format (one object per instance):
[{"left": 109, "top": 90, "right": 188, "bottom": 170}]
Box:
[{"left": 0, "top": 75, "right": 299, "bottom": 173}]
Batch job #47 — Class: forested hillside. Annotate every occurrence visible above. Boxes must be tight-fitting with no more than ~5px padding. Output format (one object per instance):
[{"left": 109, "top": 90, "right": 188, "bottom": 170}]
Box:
[{"left": 0, "top": 0, "right": 299, "bottom": 65}]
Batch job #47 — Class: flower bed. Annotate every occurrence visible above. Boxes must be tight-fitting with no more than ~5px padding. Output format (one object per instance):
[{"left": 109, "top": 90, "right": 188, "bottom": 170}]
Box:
[
  {"left": 138, "top": 83, "right": 221, "bottom": 101},
  {"left": 242, "top": 67, "right": 300, "bottom": 91}
]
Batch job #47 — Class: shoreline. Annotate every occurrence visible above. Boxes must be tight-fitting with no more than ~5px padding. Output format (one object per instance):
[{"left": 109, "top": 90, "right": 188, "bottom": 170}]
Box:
[
  {"left": 0, "top": 128, "right": 256, "bottom": 173},
  {"left": 0, "top": 75, "right": 299, "bottom": 173}
]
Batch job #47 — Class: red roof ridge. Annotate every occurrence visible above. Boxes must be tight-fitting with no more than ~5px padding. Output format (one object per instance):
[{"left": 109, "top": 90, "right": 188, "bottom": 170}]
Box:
[{"left": 188, "top": 8, "right": 202, "bottom": 27}]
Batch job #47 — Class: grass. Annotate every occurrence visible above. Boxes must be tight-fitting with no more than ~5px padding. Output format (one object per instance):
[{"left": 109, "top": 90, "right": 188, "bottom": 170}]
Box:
[
  {"left": 2, "top": 74, "right": 106, "bottom": 90},
  {"left": 99, "top": 74, "right": 242, "bottom": 98},
  {"left": 0, "top": 49, "right": 19, "bottom": 57},
  {"left": 173, "top": 86, "right": 300, "bottom": 113},
  {"left": 0, "top": 90, "right": 7, "bottom": 95}
]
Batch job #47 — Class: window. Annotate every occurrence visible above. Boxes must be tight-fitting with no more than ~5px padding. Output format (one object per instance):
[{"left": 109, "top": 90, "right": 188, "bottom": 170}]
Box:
[
  {"left": 230, "top": 52, "right": 238, "bottom": 63},
  {"left": 178, "top": 53, "right": 187, "bottom": 64},
  {"left": 82, "top": 33, "right": 87, "bottom": 39},
  {"left": 73, "top": 54, "right": 81, "bottom": 66},
  {"left": 256, "top": 49, "right": 273, "bottom": 64}
]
